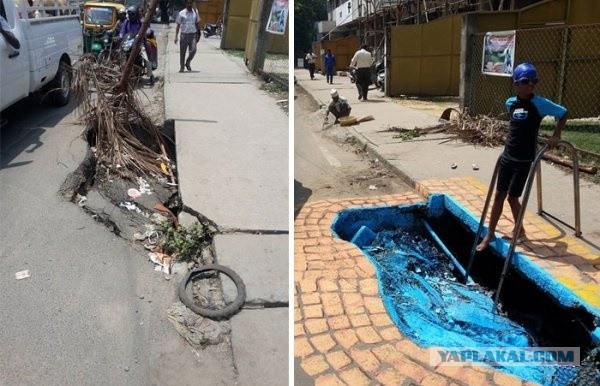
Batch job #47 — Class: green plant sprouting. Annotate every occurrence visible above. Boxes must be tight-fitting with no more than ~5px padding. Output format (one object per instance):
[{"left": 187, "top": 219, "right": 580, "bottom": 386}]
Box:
[{"left": 160, "top": 222, "right": 214, "bottom": 261}]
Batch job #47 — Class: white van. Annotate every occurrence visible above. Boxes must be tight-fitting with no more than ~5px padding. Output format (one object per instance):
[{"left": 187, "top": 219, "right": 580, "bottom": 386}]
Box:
[{"left": 0, "top": 0, "right": 82, "bottom": 111}]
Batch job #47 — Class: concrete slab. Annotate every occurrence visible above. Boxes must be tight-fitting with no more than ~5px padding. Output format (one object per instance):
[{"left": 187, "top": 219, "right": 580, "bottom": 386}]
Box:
[
  {"left": 231, "top": 308, "right": 289, "bottom": 386},
  {"left": 172, "top": 83, "right": 288, "bottom": 231},
  {"left": 215, "top": 234, "right": 288, "bottom": 303}
]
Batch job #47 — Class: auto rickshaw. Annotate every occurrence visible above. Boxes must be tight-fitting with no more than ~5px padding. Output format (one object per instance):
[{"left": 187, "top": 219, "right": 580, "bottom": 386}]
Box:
[{"left": 82, "top": 2, "right": 126, "bottom": 55}]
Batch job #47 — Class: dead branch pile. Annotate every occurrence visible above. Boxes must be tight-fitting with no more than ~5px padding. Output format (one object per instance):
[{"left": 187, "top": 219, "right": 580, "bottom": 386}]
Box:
[
  {"left": 73, "top": 56, "right": 168, "bottom": 179},
  {"left": 434, "top": 108, "right": 508, "bottom": 147}
]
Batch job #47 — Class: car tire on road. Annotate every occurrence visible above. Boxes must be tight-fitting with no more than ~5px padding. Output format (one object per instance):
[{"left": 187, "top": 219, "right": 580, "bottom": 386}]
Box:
[
  {"left": 178, "top": 264, "right": 246, "bottom": 319},
  {"left": 49, "top": 60, "right": 71, "bottom": 107}
]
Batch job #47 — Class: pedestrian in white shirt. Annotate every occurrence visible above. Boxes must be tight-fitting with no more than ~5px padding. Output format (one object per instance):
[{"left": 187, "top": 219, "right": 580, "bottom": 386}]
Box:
[
  {"left": 174, "top": 0, "right": 201, "bottom": 72},
  {"left": 350, "top": 45, "right": 373, "bottom": 100},
  {"left": 305, "top": 50, "right": 317, "bottom": 80}
]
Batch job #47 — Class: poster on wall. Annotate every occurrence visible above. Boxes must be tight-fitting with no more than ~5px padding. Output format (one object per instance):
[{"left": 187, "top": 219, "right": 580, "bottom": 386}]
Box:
[
  {"left": 481, "top": 30, "right": 515, "bottom": 77},
  {"left": 266, "top": 0, "right": 288, "bottom": 35}
]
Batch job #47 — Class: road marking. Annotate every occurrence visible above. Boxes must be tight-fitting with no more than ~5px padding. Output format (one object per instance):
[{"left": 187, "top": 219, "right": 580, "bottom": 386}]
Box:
[{"left": 318, "top": 144, "right": 342, "bottom": 167}]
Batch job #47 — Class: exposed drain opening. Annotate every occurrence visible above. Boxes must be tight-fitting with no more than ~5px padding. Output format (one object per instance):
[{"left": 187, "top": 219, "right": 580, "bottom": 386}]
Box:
[
  {"left": 60, "top": 119, "right": 183, "bottom": 241},
  {"left": 331, "top": 195, "right": 599, "bottom": 385},
  {"left": 427, "top": 211, "right": 594, "bottom": 352}
]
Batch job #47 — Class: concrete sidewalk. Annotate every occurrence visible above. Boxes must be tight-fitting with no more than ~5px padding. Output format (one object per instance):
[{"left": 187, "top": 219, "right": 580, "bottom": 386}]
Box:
[
  {"left": 295, "top": 68, "right": 600, "bottom": 250},
  {"left": 163, "top": 36, "right": 289, "bottom": 385}
]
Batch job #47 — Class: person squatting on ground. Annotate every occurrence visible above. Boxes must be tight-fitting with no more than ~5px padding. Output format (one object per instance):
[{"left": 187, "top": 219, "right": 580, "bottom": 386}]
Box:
[
  {"left": 305, "top": 50, "right": 316, "bottom": 80},
  {"left": 476, "top": 62, "right": 568, "bottom": 252},
  {"left": 175, "top": 0, "right": 201, "bottom": 72},
  {"left": 323, "top": 49, "right": 336, "bottom": 84},
  {"left": 350, "top": 44, "right": 373, "bottom": 101},
  {"left": 325, "top": 89, "right": 351, "bottom": 124},
  {"left": 120, "top": 6, "right": 155, "bottom": 85}
]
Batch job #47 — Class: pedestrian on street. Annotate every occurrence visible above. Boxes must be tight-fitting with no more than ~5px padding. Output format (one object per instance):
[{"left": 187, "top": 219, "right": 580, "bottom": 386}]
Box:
[
  {"left": 323, "top": 49, "right": 336, "bottom": 84},
  {"left": 174, "top": 0, "right": 201, "bottom": 72},
  {"left": 159, "top": 0, "right": 170, "bottom": 24},
  {"left": 350, "top": 44, "right": 373, "bottom": 101},
  {"left": 325, "top": 89, "right": 352, "bottom": 124},
  {"left": 305, "top": 50, "right": 317, "bottom": 80},
  {"left": 476, "top": 62, "right": 568, "bottom": 252}
]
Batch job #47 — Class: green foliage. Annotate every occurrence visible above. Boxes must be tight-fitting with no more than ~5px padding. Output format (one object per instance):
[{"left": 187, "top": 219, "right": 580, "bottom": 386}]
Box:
[
  {"left": 161, "top": 222, "right": 213, "bottom": 261},
  {"left": 294, "top": 0, "right": 327, "bottom": 59},
  {"left": 393, "top": 130, "right": 422, "bottom": 141},
  {"left": 540, "top": 129, "right": 600, "bottom": 154},
  {"left": 223, "top": 49, "right": 245, "bottom": 59}
]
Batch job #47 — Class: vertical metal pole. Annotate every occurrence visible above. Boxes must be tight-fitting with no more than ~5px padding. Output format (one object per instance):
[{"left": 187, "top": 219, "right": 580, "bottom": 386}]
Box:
[
  {"left": 562, "top": 140, "right": 582, "bottom": 237},
  {"left": 464, "top": 153, "right": 503, "bottom": 282},
  {"left": 493, "top": 145, "right": 549, "bottom": 312},
  {"left": 536, "top": 161, "right": 543, "bottom": 214},
  {"left": 556, "top": 27, "right": 569, "bottom": 105}
]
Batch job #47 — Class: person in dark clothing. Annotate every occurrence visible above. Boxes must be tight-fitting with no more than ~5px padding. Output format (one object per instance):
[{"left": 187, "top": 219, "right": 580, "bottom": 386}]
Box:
[
  {"left": 476, "top": 62, "right": 567, "bottom": 252},
  {"left": 323, "top": 49, "right": 336, "bottom": 84},
  {"left": 159, "top": 0, "right": 169, "bottom": 24}
]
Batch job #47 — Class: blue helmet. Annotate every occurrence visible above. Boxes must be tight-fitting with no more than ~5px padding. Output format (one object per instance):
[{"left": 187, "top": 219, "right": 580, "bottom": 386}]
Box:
[{"left": 513, "top": 62, "right": 538, "bottom": 83}]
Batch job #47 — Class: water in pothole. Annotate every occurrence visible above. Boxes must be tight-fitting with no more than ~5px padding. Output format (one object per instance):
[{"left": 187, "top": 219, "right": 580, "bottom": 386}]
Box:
[{"left": 331, "top": 194, "right": 598, "bottom": 386}]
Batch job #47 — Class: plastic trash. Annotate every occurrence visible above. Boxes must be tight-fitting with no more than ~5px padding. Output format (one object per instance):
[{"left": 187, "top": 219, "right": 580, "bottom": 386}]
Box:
[
  {"left": 148, "top": 252, "right": 172, "bottom": 274},
  {"left": 450, "top": 163, "right": 457, "bottom": 169},
  {"left": 15, "top": 270, "right": 31, "bottom": 280},
  {"left": 119, "top": 202, "right": 143, "bottom": 214},
  {"left": 369, "top": 185, "right": 378, "bottom": 190},
  {"left": 472, "top": 164, "right": 479, "bottom": 170},
  {"left": 127, "top": 188, "right": 142, "bottom": 199}
]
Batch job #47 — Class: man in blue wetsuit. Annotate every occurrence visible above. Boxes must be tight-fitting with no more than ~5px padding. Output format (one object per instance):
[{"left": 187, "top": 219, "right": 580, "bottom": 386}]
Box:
[{"left": 476, "top": 62, "right": 568, "bottom": 252}]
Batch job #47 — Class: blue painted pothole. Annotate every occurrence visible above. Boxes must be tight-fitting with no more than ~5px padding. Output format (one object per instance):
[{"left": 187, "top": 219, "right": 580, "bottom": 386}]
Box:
[{"left": 331, "top": 194, "right": 600, "bottom": 386}]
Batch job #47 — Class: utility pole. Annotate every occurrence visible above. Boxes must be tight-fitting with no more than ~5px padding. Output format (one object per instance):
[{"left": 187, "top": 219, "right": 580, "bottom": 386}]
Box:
[{"left": 249, "top": 0, "right": 274, "bottom": 73}]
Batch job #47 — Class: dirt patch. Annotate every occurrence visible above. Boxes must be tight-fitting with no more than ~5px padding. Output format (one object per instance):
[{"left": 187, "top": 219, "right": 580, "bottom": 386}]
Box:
[{"left": 391, "top": 96, "right": 460, "bottom": 118}]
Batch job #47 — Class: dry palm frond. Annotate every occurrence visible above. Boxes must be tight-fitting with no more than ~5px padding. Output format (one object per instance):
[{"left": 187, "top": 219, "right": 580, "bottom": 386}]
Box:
[
  {"left": 73, "top": 56, "right": 168, "bottom": 179},
  {"left": 389, "top": 108, "right": 508, "bottom": 147},
  {"left": 431, "top": 108, "right": 508, "bottom": 147}
]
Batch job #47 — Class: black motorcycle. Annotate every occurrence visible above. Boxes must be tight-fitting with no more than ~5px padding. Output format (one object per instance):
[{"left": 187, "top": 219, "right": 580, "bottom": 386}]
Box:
[
  {"left": 121, "top": 33, "right": 147, "bottom": 77},
  {"left": 203, "top": 21, "right": 222, "bottom": 38}
]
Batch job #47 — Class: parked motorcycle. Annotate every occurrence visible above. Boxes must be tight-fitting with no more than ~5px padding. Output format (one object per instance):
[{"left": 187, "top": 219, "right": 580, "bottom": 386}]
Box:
[
  {"left": 203, "top": 21, "right": 222, "bottom": 38},
  {"left": 376, "top": 67, "right": 385, "bottom": 92}
]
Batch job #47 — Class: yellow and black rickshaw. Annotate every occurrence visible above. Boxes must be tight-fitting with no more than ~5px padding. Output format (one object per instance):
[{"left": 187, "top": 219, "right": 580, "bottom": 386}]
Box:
[{"left": 82, "top": 2, "right": 126, "bottom": 55}]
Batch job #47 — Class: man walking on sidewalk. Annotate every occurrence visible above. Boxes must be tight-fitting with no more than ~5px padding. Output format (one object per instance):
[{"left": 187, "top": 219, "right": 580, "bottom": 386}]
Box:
[
  {"left": 305, "top": 50, "right": 316, "bottom": 80},
  {"left": 174, "top": 0, "right": 201, "bottom": 72},
  {"left": 350, "top": 44, "right": 373, "bottom": 100},
  {"left": 323, "top": 49, "right": 336, "bottom": 84}
]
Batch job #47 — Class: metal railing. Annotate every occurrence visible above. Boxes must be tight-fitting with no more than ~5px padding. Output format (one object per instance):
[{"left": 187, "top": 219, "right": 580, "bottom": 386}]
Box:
[
  {"left": 536, "top": 141, "right": 581, "bottom": 237},
  {"left": 464, "top": 139, "right": 581, "bottom": 312}
]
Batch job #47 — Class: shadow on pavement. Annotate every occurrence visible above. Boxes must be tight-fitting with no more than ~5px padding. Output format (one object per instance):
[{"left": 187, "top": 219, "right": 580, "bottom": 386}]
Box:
[{"left": 294, "top": 179, "right": 312, "bottom": 219}]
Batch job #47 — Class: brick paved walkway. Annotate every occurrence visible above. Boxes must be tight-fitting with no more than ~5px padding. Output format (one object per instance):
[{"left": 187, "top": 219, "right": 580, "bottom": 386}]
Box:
[{"left": 294, "top": 177, "right": 600, "bottom": 386}]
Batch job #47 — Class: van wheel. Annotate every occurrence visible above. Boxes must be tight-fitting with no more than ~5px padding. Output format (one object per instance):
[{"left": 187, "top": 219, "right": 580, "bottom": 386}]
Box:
[{"left": 50, "top": 61, "right": 71, "bottom": 106}]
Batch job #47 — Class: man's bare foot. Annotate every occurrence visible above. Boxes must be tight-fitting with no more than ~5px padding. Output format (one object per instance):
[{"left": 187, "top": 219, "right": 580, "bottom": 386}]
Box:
[{"left": 476, "top": 236, "right": 492, "bottom": 252}]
